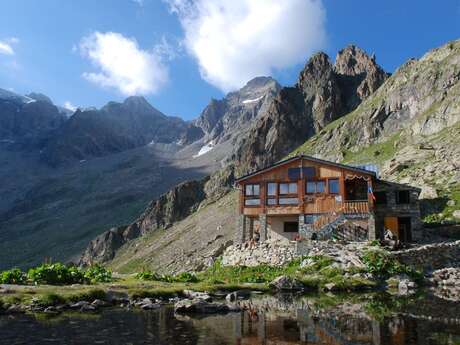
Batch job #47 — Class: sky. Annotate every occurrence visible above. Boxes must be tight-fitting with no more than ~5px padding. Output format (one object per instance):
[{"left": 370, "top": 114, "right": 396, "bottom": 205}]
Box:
[{"left": 0, "top": 0, "right": 459, "bottom": 120}]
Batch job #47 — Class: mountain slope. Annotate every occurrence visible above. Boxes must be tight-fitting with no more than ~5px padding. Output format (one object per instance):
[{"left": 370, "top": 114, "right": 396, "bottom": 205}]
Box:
[
  {"left": 0, "top": 79, "right": 279, "bottom": 269},
  {"left": 91, "top": 40, "right": 460, "bottom": 274}
]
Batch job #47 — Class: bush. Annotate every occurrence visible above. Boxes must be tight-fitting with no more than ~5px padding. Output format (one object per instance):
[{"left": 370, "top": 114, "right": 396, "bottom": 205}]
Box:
[
  {"left": 362, "top": 249, "right": 421, "bottom": 281},
  {"left": 174, "top": 272, "right": 199, "bottom": 283},
  {"left": 28, "top": 263, "right": 84, "bottom": 285},
  {"left": 0, "top": 268, "right": 27, "bottom": 285},
  {"left": 34, "top": 293, "right": 66, "bottom": 307},
  {"left": 83, "top": 265, "right": 112, "bottom": 283},
  {"left": 136, "top": 270, "right": 162, "bottom": 281}
]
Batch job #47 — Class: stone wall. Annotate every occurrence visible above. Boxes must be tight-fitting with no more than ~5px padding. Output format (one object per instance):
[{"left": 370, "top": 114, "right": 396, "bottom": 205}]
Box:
[
  {"left": 222, "top": 240, "right": 296, "bottom": 266},
  {"left": 389, "top": 240, "right": 460, "bottom": 272}
]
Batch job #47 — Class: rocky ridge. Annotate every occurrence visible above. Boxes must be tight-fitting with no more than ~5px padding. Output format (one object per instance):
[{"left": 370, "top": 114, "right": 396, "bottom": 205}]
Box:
[{"left": 234, "top": 45, "right": 389, "bottom": 172}]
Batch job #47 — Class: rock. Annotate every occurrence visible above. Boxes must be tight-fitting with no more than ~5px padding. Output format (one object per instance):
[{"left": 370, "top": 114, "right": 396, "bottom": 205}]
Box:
[
  {"left": 453, "top": 210, "right": 460, "bottom": 219},
  {"left": 447, "top": 200, "right": 456, "bottom": 207},
  {"left": 69, "top": 301, "right": 90, "bottom": 309},
  {"left": 183, "top": 290, "right": 212, "bottom": 302},
  {"left": 91, "top": 299, "right": 109, "bottom": 307},
  {"left": 225, "top": 290, "right": 251, "bottom": 302},
  {"left": 324, "top": 283, "right": 337, "bottom": 291},
  {"left": 44, "top": 306, "right": 58, "bottom": 314},
  {"left": 7, "top": 304, "right": 23, "bottom": 313},
  {"left": 269, "top": 276, "right": 304, "bottom": 291},
  {"left": 420, "top": 185, "right": 438, "bottom": 199},
  {"left": 80, "top": 304, "right": 97, "bottom": 312},
  {"left": 140, "top": 302, "right": 161, "bottom": 310},
  {"left": 174, "top": 299, "right": 233, "bottom": 314}
]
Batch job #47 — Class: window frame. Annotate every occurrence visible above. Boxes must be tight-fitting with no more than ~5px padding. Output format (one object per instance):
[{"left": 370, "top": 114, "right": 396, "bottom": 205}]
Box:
[
  {"left": 395, "top": 190, "right": 410, "bottom": 204},
  {"left": 328, "top": 178, "right": 340, "bottom": 194},
  {"left": 305, "top": 179, "right": 327, "bottom": 194},
  {"left": 244, "top": 183, "right": 261, "bottom": 207}
]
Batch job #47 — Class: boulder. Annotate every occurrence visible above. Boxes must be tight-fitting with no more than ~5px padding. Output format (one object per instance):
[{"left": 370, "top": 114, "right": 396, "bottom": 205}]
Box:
[
  {"left": 174, "top": 299, "right": 236, "bottom": 314},
  {"left": 269, "top": 276, "right": 304, "bottom": 291},
  {"left": 183, "top": 290, "right": 212, "bottom": 302},
  {"left": 225, "top": 290, "right": 251, "bottom": 302},
  {"left": 453, "top": 210, "right": 460, "bottom": 219}
]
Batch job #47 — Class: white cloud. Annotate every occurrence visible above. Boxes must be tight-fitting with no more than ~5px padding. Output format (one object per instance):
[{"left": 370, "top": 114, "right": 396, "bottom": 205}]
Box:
[
  {"left": 64, "top": 101, "right": 77, "bottom": 112},
  {"left": 79, "top": 31, "right": 168, "bottom": 95},
  {"left": 0, "top": 41, "right": 14, "bottom": 55},
  {"left": 166, "top": 0, "right": 326, "bottom": 92},
  {"left": 132, "top": 0, "right": 144, "bottom": 6}
]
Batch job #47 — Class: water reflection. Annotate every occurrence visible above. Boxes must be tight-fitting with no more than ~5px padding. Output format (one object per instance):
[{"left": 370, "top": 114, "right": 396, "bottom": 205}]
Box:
[{"left": 0, "top": 293, "right": 459, "bottom": 345}]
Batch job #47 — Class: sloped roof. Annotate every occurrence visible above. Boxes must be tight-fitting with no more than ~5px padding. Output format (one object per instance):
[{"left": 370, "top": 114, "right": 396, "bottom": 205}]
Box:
[{"left": 235, "top": 155, "right": 377, "bottom": 183}]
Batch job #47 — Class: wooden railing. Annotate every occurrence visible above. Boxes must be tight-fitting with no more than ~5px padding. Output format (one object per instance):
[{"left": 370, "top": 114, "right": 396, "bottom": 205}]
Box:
[{"left": 342, "top": 200, "right": 369, "bottom": 214}]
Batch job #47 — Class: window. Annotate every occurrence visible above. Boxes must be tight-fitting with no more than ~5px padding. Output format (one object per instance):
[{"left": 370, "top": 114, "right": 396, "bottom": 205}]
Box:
[
  {"left": 306, "top": 180, "right": 326, "bottom": 194},
  {"left": 374, "top": 191, "right": 387, "bottom": 205},
  {"left": 267, "top": 183, "right": 277, "bottom": 196},
  {"left": 287, "top": 167, "right": 316, "bottom": 180},
  {"left": 245, "top": 198, "right": 260, "bottom": 206},
  {"left": 284, "top": 222, "right": 298, "bottom": 233},
  {"left": 267, "top": 198, "right": 277, "bottom": 205},
  {"left": 278, "top": 198, "right": 299, "bottom": 205},
  {"left": 280, "top": 182, "right": 297, "bottom": 195},
  {"left": 328, "top": 179, "right": 339, "bottom": 194},
  {"left": 396, "top": 190, "right": 410, "bottom": 204},
  {"left": 245, "top": 184, "right": 260, "bottom": 196}
]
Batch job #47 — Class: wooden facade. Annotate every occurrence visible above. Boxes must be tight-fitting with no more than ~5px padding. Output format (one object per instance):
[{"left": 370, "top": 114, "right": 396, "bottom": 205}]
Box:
[
  {"left": 235, "top": 155, "right": 422, "bottom": 243},
  {"left": 236, "top": 156, "right": 375, "bottom": 217}
]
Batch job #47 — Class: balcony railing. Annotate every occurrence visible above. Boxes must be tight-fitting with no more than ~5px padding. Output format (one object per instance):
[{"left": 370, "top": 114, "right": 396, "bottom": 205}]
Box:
[{"left": 342, "top": 200, "right": 369, "bottom": 214}]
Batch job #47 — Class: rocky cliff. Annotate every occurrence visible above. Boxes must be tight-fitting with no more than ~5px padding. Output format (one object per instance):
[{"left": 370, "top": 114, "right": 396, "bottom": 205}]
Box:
[{"left": 234, "top": 45, "right": 389, "bottom": 172}]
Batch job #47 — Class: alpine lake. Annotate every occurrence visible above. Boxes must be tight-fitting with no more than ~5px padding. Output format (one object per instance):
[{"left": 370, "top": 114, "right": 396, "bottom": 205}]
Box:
[{"left": 1, "top": 291, "right": 459, "bottom": 345}]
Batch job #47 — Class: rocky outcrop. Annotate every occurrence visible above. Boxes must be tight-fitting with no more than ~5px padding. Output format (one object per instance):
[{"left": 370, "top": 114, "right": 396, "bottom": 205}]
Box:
[
  {"left": 235, "top": 46, "right": 389, "bottom": 172},
  {"left": 78, "top": 178, "right": 209, "bottom": 266},
  {"left": 193, "top": 76, "right": 281, "bottom": 145}
]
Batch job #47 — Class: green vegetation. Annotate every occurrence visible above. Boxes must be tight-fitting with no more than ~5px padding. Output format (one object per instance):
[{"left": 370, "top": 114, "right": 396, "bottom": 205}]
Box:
[
  {"left": 0, "top": 268, "right": 27, "bottom": 284},
  {"left": 0, "top": 263, "right": 112, "bottom": 286},
  {"left": 136, "top": 270, "right": 198, "bottom": 283},
  {"left": 362, "top": 248, "right": 422, "bottom": 281}
]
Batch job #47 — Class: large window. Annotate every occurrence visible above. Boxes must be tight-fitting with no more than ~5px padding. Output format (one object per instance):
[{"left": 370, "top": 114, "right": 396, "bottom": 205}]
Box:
[
  {"left": 306, "top": 180, "right": 325, "bottom": 194},
  {"left": 280, "top": 182, "right": 297, "bottom": 195},
  {"left": 328, "top": 179, "right": 340, "bottom": 194},
  {"left": 245, "top": 184, "right": 260, "bottom": 196},
  {"left": 278, "top": 198, "right": 299, "bottom": 205}
]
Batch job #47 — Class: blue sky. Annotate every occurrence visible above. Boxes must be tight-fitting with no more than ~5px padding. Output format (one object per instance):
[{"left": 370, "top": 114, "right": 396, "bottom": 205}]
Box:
[{"left": 0, "top": 0, "right": 459, "bottom": 120}]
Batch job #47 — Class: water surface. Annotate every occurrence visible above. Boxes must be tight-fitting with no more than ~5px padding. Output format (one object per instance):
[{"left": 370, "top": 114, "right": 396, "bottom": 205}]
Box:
[{"left": 1, "top": 293, "right": 459, "bottom": 344}]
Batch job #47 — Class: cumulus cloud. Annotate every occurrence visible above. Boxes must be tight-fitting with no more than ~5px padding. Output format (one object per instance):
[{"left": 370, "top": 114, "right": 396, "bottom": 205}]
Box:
[
  {"left": 79, "top": 31, "right": 168, "bottom": 95},
  {"left": 166, "top": 0, "right": 326, "bottom": 92},
  {"left": 64, "top": 101, "right": 77, "bottom": 112}
]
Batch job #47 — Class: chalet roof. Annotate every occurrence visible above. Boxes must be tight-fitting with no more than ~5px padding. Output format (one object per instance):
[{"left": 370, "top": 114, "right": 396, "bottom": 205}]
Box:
[
  {"left": 235, "top": 155, "right": 377, "bottom": 183},
  {"left": 374, "top": 179, "right": 421, "bottom": 192}
]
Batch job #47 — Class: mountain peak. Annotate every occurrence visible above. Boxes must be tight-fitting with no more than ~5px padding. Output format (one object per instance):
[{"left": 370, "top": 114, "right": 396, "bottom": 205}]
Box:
[
  {"left": 26, "top": 92, "right": 53, "bottom": 104},
  {"left": 123, "top": 95, "right": 151, "bottom": 108},
  {"left": 334, "top": 45, "right": 384, "bottom": 77}
]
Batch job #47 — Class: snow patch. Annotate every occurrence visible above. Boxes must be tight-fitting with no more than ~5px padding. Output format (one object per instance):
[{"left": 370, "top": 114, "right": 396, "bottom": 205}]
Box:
[
  {"left": 242, "top": 95, "right": 264, "bottom": 104},
  {"left": 193, "top": 141, "right": 214, "bottom": 158}
]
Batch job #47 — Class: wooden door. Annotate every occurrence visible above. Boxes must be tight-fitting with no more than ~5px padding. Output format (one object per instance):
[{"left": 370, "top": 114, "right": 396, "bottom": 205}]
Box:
[{"left": 384, "top": 217, "right": 399, "bottom": 238}]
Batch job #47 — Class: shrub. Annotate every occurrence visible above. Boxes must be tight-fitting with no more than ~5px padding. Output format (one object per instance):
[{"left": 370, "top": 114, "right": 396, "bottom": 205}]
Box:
[
  {"left": 28, "top": 263, "right": 84, "bottom": 285},
  {"left": 362, "top": 249, "right": 421, "bottom": 281},
  {"left": 83, "top": 265, "right": 112, "bottom": 283},
  {"left": 136, "top": 270, "right": 162, "bottom": 281},
  {"left": 0, "top": 268, "right": 27, "bottom": 285},
  {"left": 174, "top": 272, "right": 199, "bottom": 283}
]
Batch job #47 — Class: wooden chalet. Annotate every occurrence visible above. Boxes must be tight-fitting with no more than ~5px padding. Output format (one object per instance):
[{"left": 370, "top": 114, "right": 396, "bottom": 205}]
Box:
[{"left": 235, "top": 155, "right": 422, "bottom": 243}]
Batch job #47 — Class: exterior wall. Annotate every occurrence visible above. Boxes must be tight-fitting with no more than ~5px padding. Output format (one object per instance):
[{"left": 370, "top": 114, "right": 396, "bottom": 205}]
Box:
[
  {"left": 373, "top": 181, "right": 422, "bottom": 241},
  {"left": 268, "top": 216, "right": 299, "bottom": 242},
  {"left": 238, "top": 157, "right": 374, "bottom": 217}
]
